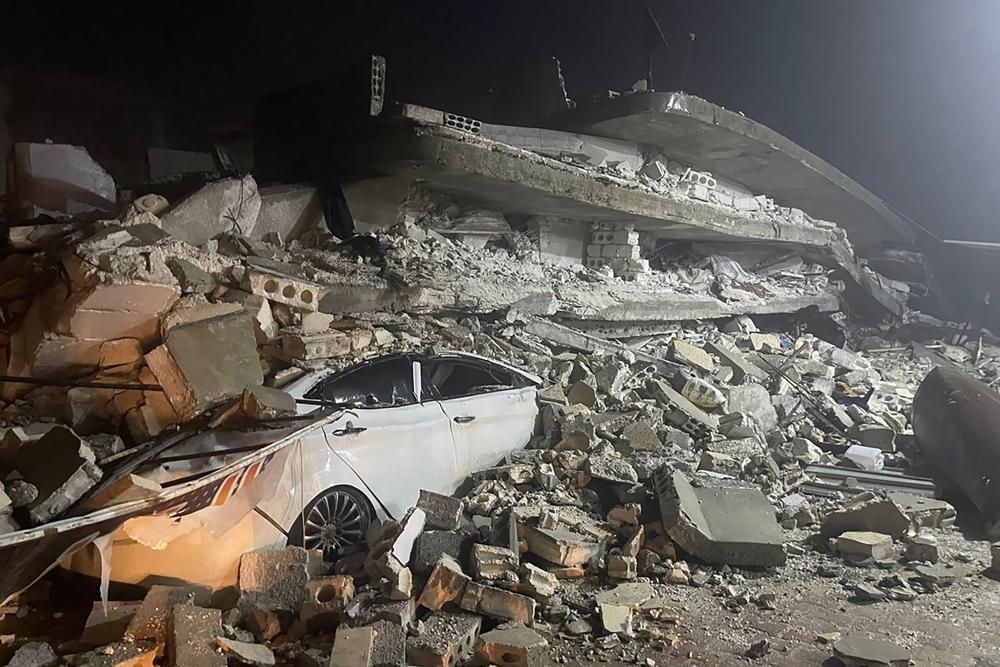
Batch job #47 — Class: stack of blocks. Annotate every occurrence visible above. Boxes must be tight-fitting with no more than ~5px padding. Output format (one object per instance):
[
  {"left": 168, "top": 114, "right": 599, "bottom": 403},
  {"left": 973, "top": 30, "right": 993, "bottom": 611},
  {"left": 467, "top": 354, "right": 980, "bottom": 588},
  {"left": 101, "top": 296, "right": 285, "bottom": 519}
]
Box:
[{"left": 585, "top": 223, "right": 649, "bottom": 280}]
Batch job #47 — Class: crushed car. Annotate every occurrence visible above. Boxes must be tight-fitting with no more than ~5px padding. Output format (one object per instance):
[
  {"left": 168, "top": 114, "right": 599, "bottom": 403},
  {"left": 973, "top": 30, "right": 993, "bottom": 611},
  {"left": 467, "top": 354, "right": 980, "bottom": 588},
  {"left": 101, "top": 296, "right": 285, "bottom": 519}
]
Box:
[{"left": 61, "top": 351, "right": 541, "bottom": 589}]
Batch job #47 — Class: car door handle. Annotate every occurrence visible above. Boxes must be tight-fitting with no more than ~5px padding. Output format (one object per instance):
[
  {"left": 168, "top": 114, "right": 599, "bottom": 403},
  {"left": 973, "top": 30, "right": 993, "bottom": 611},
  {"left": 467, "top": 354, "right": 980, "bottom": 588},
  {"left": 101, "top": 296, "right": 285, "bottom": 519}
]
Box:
[
  {"left": 453, "top": 415, "right": 476, "bottom": 424},
  {"left": 331, "top": 426, "right": 368, "bottom": 436}
]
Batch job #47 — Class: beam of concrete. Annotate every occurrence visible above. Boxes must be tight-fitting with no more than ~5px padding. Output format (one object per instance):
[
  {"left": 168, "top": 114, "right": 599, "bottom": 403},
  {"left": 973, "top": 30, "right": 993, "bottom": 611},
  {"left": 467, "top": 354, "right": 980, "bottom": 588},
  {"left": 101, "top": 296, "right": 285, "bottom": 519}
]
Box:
[{"left": 556, "top": 92, "right": 916, "bottom": 250}]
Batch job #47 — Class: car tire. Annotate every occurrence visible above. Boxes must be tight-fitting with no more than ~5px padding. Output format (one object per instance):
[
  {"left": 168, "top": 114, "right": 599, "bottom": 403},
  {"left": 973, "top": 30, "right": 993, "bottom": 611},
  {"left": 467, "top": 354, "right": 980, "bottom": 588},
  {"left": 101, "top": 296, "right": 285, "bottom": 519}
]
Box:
[{"left": 287, "top": 485, "right": 373, "bottom": 561}]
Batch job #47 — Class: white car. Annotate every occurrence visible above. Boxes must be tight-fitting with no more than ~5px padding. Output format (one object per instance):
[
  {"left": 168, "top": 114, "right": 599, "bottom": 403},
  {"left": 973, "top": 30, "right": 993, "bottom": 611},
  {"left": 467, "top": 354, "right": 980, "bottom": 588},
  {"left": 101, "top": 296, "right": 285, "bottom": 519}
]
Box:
[{"left": 63, "top": 351, "right": 541, "bottom": 589}]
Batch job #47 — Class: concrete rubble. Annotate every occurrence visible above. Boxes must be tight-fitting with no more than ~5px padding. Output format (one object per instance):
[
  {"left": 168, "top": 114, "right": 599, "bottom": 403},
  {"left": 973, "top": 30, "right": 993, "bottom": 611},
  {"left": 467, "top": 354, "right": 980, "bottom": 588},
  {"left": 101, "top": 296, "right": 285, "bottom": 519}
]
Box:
[{"left": 3, "top": 60, "right": 1000, "bottom": 667}]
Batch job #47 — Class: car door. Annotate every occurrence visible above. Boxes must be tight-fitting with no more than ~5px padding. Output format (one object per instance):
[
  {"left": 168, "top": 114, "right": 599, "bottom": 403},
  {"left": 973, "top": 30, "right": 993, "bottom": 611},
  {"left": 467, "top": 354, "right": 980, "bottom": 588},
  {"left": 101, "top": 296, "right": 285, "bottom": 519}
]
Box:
[
  {"left": 422, "top": 355, "right": 540, "bottom": 477},
  {"left": 304, "top": 356, "right": 459, "bottom": 518}
]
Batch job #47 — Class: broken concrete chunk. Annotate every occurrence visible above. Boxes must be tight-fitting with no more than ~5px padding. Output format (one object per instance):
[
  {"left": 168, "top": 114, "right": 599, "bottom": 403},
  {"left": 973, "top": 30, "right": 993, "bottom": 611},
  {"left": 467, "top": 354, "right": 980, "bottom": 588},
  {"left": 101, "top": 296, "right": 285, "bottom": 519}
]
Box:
[
  {"left": 837, "top": 531, "right": 893, "bottom": 561},
  {"left": 237, "top": 546, "right": 324, "bottom": 614},
  {"left": 167, "top": 258, "right": 215, "bottom": 295},
  {"left": 820, "top": 496, "right": 910, "bottom": 539},
  {"left": 459, "top": 581, "right": 536, "bottom": 625},
  {"left": 904, "top": 535, "right": 938, "bottom": 563},
  {"left": 300, "top": 575, "right": 355, "bottom": 626},
  {"left": 370, "top": 619, "right": 407, "bottom": 667},
  {"left": 653, "top": 466, "right": 785, "bottom": 568},
  {"left": 329, "top": 625, "right": 374, "bottom": 667},
  {"left": 216, "top": 637, "right": 275, "bottom": 667},
  {"left": 125, "top": 584, "right": 212, "bottom": 649},
  {"left": 594, "top": 582, "right": 654, "bottom": 635},
  {"left": 168, "top": 605, "right": 225, "bottom": 667},
  {"left": 670, "top": 338, "right": 715, "bottom": 372},
  {"left": 405, "top": 611, "right": 481, "bottom": 667},
  {"left": 474, "top": 621, "right": 548, "bottom": 667},
  {"left": 147, "top": 303, "right": 263, "bottom": 420},
  {"left": 620, "top": 420, "right": 661, "bottom": 451},
  {"left": 585, "top": 455, "right": 638, "bottom": 484},
  {"left": 519, "top": 562, "right": 558, "bottom": 598},
  {"left": 413, "top": 530, "right": 472, "bottom": 576},
  {"left": 8, "top": 641, "right": 58, "bottom": 667},
  {"left": 417, "top": 489, "right": 463, "bottom": 531},
  {"left": 522, "top": 525, "right": 602, "bottom": 567},
  {"left": 727, "top": 383, "right": 778, "bottom": 432},
  {"left": 705, "top": 341, "right": 768, "bottom": 383},
  {"left": 832, "top": 635, "right": 911, "bottom": 667},
  {"left": 160, "top": 175, "right": 261, "bottom": 245},
  {"left": 472, "top": 543, "right": 518, "bottom": 581},
  {"left": 8, "top": 142, "right": 116, "bottom": 223},
  {"left": 681, "top": 377, "right": 726, "bottom": 410},
  {"left": 13, "top": 425, "right": 102, "bottom": 525},
  {"left": 239, "top": 385, "right": 296, "bottom": 420},
  {"left": 565, "top": 379, "right": 598, "bottom": 408},
  {"left": 252, "top": 185, "right": 323, "bottom": 244},
  {"left": 607, "top": 553, "right": 637, "bottom": 580},
  {"left": 419, "top": 555, "right": 470, "bottom": 610}
]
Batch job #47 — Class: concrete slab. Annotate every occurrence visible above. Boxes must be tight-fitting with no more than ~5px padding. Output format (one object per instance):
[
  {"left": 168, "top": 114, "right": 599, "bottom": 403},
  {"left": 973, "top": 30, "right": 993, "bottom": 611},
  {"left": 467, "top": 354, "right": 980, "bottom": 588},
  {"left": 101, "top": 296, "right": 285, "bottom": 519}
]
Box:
[
  {"left": 559, "top": 91, "right": 915, "bottom": 249},
  {"left": 653, "top": 466, "right": 785, "bottom": 568}
]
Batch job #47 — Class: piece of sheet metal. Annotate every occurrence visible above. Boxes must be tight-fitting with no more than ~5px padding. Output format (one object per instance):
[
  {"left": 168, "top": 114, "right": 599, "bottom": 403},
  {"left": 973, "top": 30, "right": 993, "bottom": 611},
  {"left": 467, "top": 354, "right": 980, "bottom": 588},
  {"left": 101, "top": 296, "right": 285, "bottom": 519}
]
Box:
[{"left": 0, "top": 411, "right": 341, "bottom": 605}]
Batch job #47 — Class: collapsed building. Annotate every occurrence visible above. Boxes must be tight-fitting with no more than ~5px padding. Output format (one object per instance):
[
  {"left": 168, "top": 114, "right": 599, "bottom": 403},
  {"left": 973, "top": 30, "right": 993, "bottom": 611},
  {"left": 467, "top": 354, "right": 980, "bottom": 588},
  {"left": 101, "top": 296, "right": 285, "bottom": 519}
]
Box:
[{"left": 0, "top": 56, "right": 995, "bottom": 665}]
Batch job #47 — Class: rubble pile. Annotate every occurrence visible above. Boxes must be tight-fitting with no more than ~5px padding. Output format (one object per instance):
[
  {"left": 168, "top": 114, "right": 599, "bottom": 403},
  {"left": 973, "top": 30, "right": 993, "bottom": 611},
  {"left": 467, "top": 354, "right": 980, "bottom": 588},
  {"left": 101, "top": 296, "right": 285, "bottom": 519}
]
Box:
[{"left": 1, "top": 141, "right": 999, "bottom": 664}]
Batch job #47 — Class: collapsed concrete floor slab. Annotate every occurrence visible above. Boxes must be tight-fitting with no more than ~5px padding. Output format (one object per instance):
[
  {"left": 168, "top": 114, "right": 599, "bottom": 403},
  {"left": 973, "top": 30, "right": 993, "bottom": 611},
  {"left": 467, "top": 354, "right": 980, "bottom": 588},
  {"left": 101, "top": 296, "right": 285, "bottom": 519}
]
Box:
[
  {"left": 330, "top": 121, "right": 906, "bottom": 318},
  {"left": 556, "top": 91, "right": 916, "bottom": 251}
]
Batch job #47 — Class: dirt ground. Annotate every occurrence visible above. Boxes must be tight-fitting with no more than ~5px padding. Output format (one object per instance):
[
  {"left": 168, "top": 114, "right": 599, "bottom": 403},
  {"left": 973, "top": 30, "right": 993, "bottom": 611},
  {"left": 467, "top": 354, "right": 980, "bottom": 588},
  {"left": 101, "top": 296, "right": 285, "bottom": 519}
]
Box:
[{"left": 545, "top": 530, "right": 1000, "bottom": 666}]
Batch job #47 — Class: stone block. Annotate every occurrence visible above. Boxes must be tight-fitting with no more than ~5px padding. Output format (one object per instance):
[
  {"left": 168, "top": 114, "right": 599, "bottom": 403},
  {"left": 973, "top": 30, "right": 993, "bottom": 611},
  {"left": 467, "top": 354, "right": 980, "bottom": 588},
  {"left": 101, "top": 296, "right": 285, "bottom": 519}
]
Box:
[
  {"left": 413, "top": 530, "right": 472, "bottom": 576},
  {"left": 518, "top": 563, "right": 558, "bottom": 599},
  {"left": 125, "top": 584, "right": 211, "bottom": 650},
  {"left": 13, "top": 425, "right": 102, "bottom": 525},
  {"left": 417, "top": 489, "right": 463, "bottom": 531},
  {"left": 653, "top": 466, "right": 785, "bottom": 568},
  {"left": 565, "top": 379, "right": 597, "bottom": 408},
  {"left": 168, "top": 605, "right": 225, "bottom": 667},
  {"left": 670, "top": 338, "right": 715, "bottom": 372},
  {"left": 406, "top": 611, "right": 481, "bottom": 667},
  {"left": 160, "top": 175, "right": 261, "bottom": 245},
  {"left": 905, "top": 536, "right": 939, "bottom": 563},
  {"left": 594, "top": 582, "right": 654, "bottom": 635},
  {"left": 837, "top": 531, "right": 893, "bottom": 560},
  {"left": 252, "top": 185, "right": 323, "bottom": 244},
  {"left": 7, "top": 142, "right": 115, "bottom": 223},
  {"left": 329, "top": 625, "right": 374, "bottom": 667},
  {"left": 474, "top": 621, "right": 548, "bottom": 667},
  {"left": 820, "top": 496, "right": 910, "bottom": 539},
  {"left": 300, "top": 575, "right": 355, "bottom": 627},
  {"left": 239, "top": 385, "right": 297, "bottom": 420},
  {"left": 419, "top": 555, "right": 470, "bottom": 610},
  {"left": 167, "top": 258, "right": 215, "bottom": 295},
  {"left": 472, "top": 543, "right": 518, "bottom": 581},
  {"left": 238, "top": 546, "right": 324, "bottom": 614},
  {"left": 459, "top": 581, "right": 536, "bottom": 626},
  {"left": 704, "top": 341, "right": 768, "bottom": 383},
  {"left": 849, "top": 423, "right": 897, "bottom": 453},
  {"left": 832, "top": 635, "right": 911, "bottom": 667},
  {"left": 370, "top": 619, "right": 406, "bottom": 667},
  {"left": 607, "top": 554, "right": 637, "bottom": 580},
  {"left": 621, "top": 420, "right": 660, "bottom": 451},
  {"left": 727, "top": 383, "right": 778, "bottom": 433},
  {"left": 522, "top": 525, "right": 602, "bottom": 567},
  {"left": 146, "top": 304, "right": 262, "bottom": 420}
]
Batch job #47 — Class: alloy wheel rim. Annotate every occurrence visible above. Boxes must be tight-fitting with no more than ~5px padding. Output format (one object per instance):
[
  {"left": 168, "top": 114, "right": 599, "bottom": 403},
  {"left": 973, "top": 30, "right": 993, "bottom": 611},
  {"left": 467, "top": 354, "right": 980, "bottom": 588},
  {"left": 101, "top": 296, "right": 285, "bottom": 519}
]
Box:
[{"left": 302, "top": 491, "right": 366, "bottom": 558}]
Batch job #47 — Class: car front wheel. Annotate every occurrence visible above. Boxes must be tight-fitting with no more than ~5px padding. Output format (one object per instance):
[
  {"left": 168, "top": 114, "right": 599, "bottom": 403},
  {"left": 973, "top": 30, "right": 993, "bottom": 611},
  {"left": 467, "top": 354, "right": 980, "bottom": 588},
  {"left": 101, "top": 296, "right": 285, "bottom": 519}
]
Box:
[{"left": 287, "top": 486, "right": 373, "bottom": 561}]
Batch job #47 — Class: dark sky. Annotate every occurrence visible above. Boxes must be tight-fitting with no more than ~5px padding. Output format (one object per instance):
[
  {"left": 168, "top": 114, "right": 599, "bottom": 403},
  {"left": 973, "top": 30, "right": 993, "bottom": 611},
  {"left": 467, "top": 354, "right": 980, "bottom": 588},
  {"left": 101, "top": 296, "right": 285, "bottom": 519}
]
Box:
[{"left": 8, "top": 0, "right": 1000, "bottom": 244}]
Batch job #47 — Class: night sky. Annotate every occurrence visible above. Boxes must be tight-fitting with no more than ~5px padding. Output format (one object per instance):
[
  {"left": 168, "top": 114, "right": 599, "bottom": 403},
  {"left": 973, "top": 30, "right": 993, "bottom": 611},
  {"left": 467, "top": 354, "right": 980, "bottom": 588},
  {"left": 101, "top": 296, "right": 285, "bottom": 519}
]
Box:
[{"left": 7, "top": 1, "right": 1000, "bottom": 246}]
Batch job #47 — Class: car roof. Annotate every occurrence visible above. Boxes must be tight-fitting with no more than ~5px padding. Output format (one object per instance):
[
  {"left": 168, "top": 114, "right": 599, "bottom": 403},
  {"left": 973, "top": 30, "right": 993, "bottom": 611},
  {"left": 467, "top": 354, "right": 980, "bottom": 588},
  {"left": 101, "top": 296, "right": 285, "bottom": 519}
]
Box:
[{"left": 283, "top": 350, "right": 542, "bottom": 398}]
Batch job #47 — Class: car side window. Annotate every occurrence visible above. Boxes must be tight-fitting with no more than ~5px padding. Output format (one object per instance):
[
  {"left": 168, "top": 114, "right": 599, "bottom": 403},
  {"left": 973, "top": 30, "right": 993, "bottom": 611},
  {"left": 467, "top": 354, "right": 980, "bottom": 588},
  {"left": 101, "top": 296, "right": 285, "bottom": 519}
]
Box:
[
  {"left": 305, "top": 358, "right": 415, "bottom": 408},
  {"left": 423, "top": 359, "right": 518, "bottom": 400}
]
